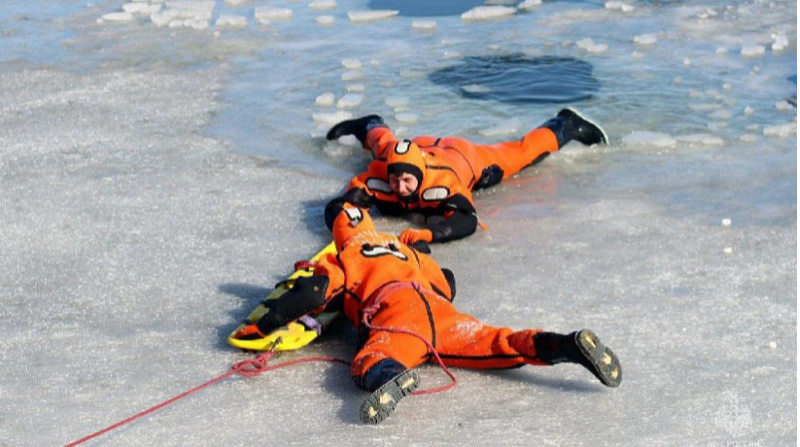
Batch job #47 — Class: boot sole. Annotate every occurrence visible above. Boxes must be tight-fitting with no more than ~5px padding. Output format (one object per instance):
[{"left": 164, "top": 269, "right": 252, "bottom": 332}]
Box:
[
  {"left": 575, "top": 329, "right": 622, "bottom": 387},
  {"left": 563, "top": 107, "right": 609, "bottom": 146},
  {"left": 359, "top": 369, "right": 420, "bottom": 424}
]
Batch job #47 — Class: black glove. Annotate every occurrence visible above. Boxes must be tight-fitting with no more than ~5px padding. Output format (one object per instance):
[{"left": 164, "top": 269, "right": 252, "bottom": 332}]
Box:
[{"left": 256, "top": 275, "right": 329, "bottom": 334}]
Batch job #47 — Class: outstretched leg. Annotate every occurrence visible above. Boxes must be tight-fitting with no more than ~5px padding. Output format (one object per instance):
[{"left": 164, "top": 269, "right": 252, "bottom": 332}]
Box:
[
  {"left": 350, "top": 290, "right": 435, "bottom": 424},
  {"left": 435, "top": 309, "right": 622, "bottom": 387},
  {"left": 462, "top": 126, "right": 560, "bottom": 186},
  {"left": 469, "top": 107, "right": 608, "bottom": 186}
]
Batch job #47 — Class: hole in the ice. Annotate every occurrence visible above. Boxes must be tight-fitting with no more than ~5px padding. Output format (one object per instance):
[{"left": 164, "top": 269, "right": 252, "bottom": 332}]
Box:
[
  {"left": 367, "top": 0, "right": 487, "bottom": 17},
  {"left": 367, "top": 0, "right": 619, "bottom": 16},
  {"left": 428, "top": 54, "right": 600, "bottom": 104}
]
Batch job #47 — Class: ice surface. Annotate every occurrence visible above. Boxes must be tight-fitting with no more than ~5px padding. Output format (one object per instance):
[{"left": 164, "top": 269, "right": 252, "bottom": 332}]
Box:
[{"left": 0, "top": 0, "right": 796, "bottom": 446}]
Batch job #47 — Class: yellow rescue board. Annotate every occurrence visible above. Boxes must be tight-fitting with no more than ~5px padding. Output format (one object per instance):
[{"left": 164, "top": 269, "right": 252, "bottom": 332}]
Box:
[{"left": 228, "top": 241, "right": 339, "bottom": 351}]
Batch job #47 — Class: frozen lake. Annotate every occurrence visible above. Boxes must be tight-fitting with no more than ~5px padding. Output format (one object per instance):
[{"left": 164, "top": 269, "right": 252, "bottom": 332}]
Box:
[{"left": 0, "top": 0, "right": 795, "bottom": 446}]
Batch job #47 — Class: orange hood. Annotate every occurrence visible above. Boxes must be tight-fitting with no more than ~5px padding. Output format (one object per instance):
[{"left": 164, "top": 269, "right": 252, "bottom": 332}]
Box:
[
  {"left": 386, "top": 140, "right": 426, "bottom": 194},
  {"left": 331, "top": 203, "right": 375, "bottom": 249}
]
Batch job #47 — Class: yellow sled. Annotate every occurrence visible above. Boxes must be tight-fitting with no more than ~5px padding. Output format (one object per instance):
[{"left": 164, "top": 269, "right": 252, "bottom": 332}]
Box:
[{"left": 228, "top": 241, "right": 339, "bottom": 352}]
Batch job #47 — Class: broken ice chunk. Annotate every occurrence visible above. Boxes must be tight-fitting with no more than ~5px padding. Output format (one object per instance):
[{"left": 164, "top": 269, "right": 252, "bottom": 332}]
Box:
[
  {"left": 462, "top": 6, "right": 516, "bottom": 21},
  {"left": 347, "top": 10, "right": 399, "bottom": 22}
]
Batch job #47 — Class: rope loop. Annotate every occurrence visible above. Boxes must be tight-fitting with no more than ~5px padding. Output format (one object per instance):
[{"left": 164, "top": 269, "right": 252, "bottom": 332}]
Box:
[{"left": 232, "top": 351, "right": 277, "bottom": 378}]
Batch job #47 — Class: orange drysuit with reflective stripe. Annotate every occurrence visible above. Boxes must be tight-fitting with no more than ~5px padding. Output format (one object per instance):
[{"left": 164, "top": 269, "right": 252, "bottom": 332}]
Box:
[
  {"left": 334, "top": 126, "right": 559, "bottom": 243},
  {"left": 311, "top": 205, "right": 547, "bottom": 382}
]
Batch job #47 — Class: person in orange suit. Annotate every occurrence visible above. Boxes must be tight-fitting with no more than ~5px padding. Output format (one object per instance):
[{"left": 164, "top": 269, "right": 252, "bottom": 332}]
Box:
[
  {"left": 248, "top": 203, "right": 622, "bottom": 424},
  {"left": 324, "top": 108, "right": 608, "bottom": 244}
]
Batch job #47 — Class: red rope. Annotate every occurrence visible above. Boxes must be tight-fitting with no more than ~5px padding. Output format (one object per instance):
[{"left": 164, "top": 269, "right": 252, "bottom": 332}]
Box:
[
  {"left": 63, "top": 351, "right": 348, "bottom": 447},
  {"left": 64, "top": 281, "right": 457, "bottom": 446}
]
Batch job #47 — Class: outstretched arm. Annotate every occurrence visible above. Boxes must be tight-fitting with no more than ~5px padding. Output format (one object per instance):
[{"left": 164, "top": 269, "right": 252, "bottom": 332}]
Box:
[
  {"left": 399, "top": 194, "right": 478, "bottom": 244},
  {"left": 324, "top": 186, "right": 375, "bottom": 231}
]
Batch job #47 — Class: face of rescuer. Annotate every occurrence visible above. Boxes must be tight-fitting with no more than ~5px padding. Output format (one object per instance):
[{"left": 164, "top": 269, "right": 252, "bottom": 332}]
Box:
[{"left": 388, "top": 172, "right": 419, "bottom": 198}]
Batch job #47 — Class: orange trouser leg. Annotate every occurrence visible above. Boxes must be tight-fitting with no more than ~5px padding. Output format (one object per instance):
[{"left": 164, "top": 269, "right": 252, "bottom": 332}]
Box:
[
  {"left": 432, "top": 301, "right": 547, "bottom": 369},
  {"left": 475, "top": 127, "right": 560, "bottom": 180},
  {"left": 365, "top": 127, "right": 558, "bottom": 189},
  {"left": 351, "top": 290, "right": 435, "bottom": 379},
  {"left": 364, "top": 126, "right": 401, "bottom": 160},
  {"left": 352, "top": 289, "right": 548, "bottom": 379},
  {"left": 430, "top": 127, "right": 558, "bottom": 184}
]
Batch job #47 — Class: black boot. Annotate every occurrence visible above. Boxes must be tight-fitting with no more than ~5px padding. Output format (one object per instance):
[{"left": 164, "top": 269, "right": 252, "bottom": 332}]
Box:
[
  {"left": 541, "top": 108, "right": 608, "bottom": 148},
  {"left": 534, "top": 329, "right": 622, "bottom": 387},
  {"left": 355, "top": 358, "right": 407, "bottom": 391},
  {"left": 357, "top": 359, "right": 420, "bottom": 424},
  {"left": 326, "top": 114, "right": 386, "bottom": 145}
]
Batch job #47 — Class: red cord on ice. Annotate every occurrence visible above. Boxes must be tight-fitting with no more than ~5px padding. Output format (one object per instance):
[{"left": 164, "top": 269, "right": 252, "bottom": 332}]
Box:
[
  {"left": 64, "top": 281, "right": 457, "bottom": 446},
  {"left": 63, "top": 350, "right": 347, "bottom": 447}
]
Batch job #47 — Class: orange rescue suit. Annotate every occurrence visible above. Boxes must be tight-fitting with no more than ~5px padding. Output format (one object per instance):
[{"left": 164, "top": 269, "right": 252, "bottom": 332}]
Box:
[
  {"left": 331, "top": 126, "right": 559, "bottom": 243},
  {"left": 310, "top": 205, "right": 548, "bottom": 384}
]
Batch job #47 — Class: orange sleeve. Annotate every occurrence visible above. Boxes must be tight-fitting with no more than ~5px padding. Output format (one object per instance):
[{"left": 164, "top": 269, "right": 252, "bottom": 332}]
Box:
[
  {"left": 346, "top": 161, "right": 393, "bottom": 200},
  {"left": 313, "top": 252, "right": 345, "bottom": 306},
  {"left": 347, "top": 171, "right": 372, "bottom": 192}
]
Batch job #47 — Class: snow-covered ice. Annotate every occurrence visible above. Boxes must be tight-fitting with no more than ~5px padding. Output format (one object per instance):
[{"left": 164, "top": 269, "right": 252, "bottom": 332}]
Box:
[{"left": 0, "top": 0, "right": 795, "bottom": 446}]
